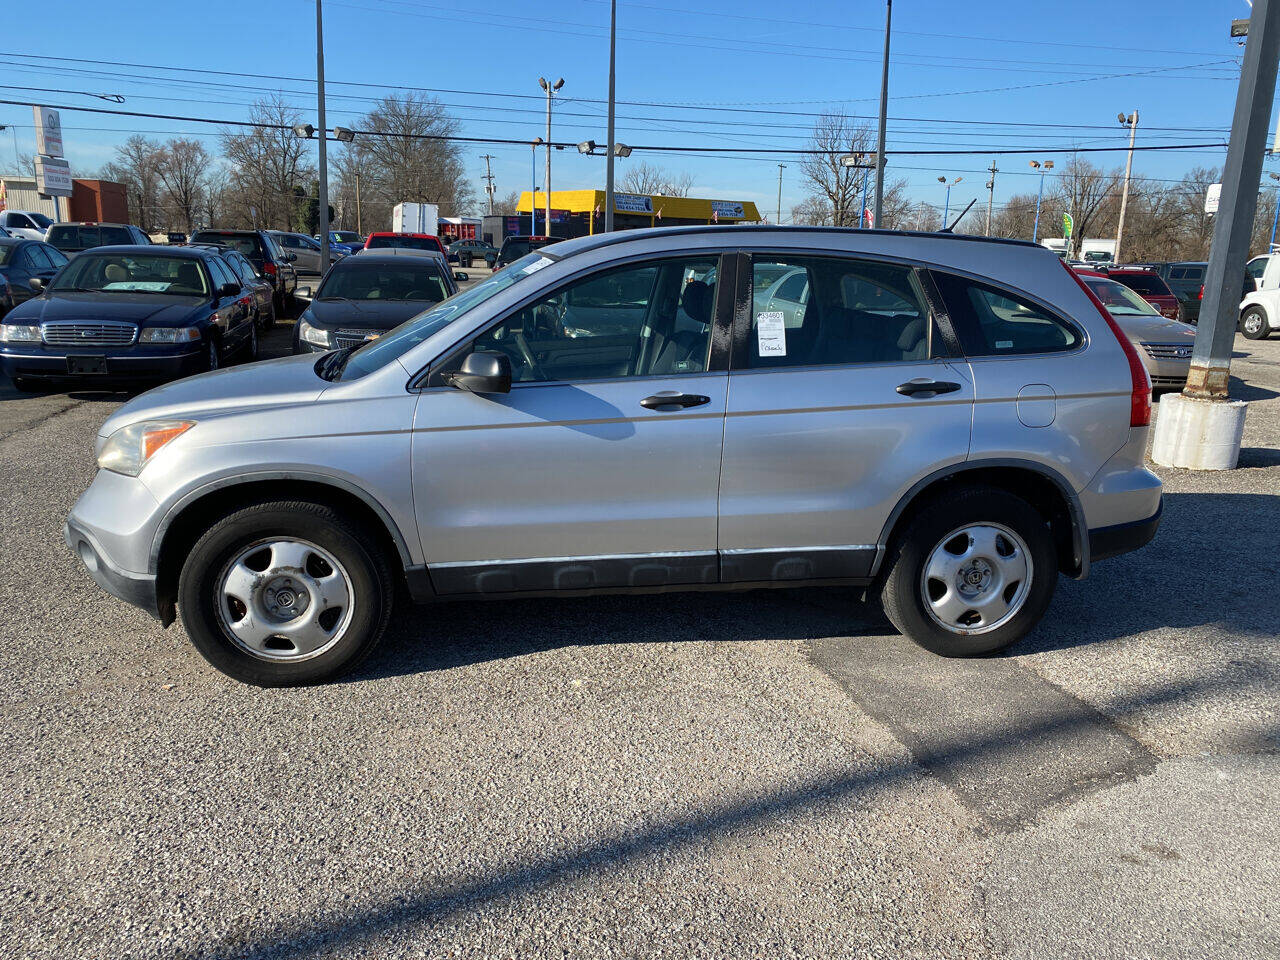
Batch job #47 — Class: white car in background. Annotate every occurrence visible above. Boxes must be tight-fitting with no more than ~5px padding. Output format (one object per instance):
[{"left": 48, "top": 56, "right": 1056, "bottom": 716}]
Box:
[
  {"left": 0, "top": 210, "right": 53, "bottom": 240},
  {"left": 1239, "top": 255, "right": 1280, "bottom": 340}
]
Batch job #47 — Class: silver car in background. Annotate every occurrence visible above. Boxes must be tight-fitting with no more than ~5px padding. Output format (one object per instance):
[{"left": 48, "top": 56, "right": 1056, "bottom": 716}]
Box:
[{"left": 64, "top": 226, "right": 1162, "bottom": 685}]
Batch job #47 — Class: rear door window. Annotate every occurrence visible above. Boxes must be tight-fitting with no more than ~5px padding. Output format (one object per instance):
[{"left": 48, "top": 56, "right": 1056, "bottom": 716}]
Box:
[{"left": 932, "top": 272, "right": 1081, "bottom": 356}]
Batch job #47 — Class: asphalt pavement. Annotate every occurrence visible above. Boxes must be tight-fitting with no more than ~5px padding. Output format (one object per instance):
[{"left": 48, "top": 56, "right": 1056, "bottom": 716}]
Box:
[{"left": 0, "top": 297, "right": 1276, "bottom": 959}]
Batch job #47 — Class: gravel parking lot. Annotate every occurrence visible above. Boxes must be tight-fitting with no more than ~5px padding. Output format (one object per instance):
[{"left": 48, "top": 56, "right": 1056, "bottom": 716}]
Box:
[{"left": 0, "top": 306, "right": 1276, "bottom": 959}]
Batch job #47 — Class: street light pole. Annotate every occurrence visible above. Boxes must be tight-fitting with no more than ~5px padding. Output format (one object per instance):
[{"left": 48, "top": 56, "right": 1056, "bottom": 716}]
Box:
[
  {"left": 605, "top": 0, "right": 617, "bottom": 233},
  {"left": 1268, "top": 172, "right": 1280, "bottom": 250},
  {"left": 531, "top": 137, "right": 542, "bottom": 235},
  {"left": 938, "top": 175, "right": 962, "bottom": 226},
  {"left": 1114, "top": 109, "right": 1139, "bottom": 263},
  {"left": 315, "top": 0, "right": 331, "bottom": 273},
  {"left": 539, "top": 77, "right": 564, "bottom": 237},
  {"left": 776, "top": 163, "right": 786, "bottom": 225},
  {"left": 1029, "top": 159, "right": 1053, "bottom": 242},
  {"left": 873, "top": 0, "right": 892, "bottom": 227}
]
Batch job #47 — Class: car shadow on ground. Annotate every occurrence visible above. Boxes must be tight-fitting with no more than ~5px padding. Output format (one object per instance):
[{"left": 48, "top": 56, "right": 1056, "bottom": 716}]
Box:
[{"left": 350, "top": 491, "right": 1277, "bottom": 682}]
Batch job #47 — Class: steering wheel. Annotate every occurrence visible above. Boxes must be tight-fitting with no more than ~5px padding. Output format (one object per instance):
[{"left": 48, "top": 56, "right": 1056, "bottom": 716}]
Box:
[{"left": 511, "top": 328, "right": 547, "bottom": 381}]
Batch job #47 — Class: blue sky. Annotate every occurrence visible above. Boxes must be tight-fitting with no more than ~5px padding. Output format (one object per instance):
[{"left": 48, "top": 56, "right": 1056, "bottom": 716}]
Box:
[{"left": 0, "top": 0, "right": 1258, "bottom": 221}]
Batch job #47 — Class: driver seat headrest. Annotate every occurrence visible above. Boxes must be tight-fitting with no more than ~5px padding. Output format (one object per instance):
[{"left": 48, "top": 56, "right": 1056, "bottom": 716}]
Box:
[{"left": 680, "top": 280, "right": 714, "bottom": 326}]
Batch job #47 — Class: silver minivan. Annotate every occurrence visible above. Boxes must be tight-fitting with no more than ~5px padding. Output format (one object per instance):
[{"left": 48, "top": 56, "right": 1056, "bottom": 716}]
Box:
[{"left": 62, "top": 227, "right": 1162, "bottom": 685}]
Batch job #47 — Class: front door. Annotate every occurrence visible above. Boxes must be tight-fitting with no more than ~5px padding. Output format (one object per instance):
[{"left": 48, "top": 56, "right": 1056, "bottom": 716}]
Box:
[
  {"left": 412, "top": 253, "right": 731, "bottom": 594},
  {"left": 718, "top": 253, "right": 975, "bottom": 582}
]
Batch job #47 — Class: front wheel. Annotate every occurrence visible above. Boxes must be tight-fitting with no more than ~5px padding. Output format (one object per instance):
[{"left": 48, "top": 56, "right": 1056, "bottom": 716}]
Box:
[
  {"left": 177, "top": 500, "right": 393, "bottom": 686},
  {"left": 1241, "top": 307, "right": 1270, "bottom": 340},
  {"left": 879, "top": 486, "right": 1058, "bottom": 657},
  {"left": 204, "top": 338, "right": 221, "bottom": 372},
  {"left": 259, "top": 297, "right": 276, "bottom": 331}
]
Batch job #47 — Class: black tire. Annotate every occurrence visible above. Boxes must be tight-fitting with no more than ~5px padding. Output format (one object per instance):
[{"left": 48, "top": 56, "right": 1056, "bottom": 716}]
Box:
[
  {"left": 177, "top": 500, "right": 393, "bottom": 686},
  {"left": 461, "top": 254, "right": 472, "bottom": 268},
  {"left": 1241, "top": 307, "right": 1270, "bottom": 340},
  {"left": 259, "top": 297, "right": 276, "bottom": 332},
  {"left": 879, "top": 486, "right": 1058, "bottom": 657},
  {"left": 243, "top": 322, "right": 259, "bottom": 362},
  {"left": 204, "top": 338, "right": 221, "bottom": 372}
]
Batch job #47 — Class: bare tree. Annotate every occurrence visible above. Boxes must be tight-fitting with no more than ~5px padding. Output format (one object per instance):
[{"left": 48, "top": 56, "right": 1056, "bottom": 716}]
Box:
[
  {"left": 220, "top": 96, "right": 318, "bottom": 230},
  {"left": 154, "top": 139, "right": 212, "bottom": 233},
  {"left": 1047, "top": 155, "right": 1121, "bottom": 257},
  {"left": 492, "top": 189, "right": 522, "bottom": 215},
  {"left": 620, "top": 161, "right": 695, "bottom": 197},
  {"left": 989, "top": 193, "right": 1041, "bottom": 240},
  {"left": 101, "top": 135, "right": 162, "bottom": 231},
  {"left": 790, "top": 196, "right": 832, "bottom": 225},
  {"left": 800, "top": 111, "right": 872, "bottom": 228}
]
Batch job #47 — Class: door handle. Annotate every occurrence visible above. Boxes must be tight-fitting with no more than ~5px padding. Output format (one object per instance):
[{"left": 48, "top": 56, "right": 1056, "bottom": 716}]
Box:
[
  {"left": 640, "top": 391, "right": 712, "bottom": 410},
  {"left": 896, "top": 378, "right": 962, "bottom": 397}
]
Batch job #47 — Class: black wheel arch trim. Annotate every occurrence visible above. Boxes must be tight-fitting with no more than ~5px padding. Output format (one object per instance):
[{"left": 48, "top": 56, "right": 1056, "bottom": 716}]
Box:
[
  {"left": 148, "top": 470, "right": 416, "bottom": 574},
  {"left": 872, "top": 458, "right": 1089, "bottom": 580}
]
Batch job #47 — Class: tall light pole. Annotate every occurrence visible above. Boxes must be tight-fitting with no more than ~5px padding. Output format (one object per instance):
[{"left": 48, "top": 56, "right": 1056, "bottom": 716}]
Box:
[
  {"left": 315, "top": 0, "right": 330, "bottom": 273},
  {"left": 604, "top": 0, "right": 617, "bottom": 233},
  {"left": 841, "top": 152, "right": 876, "bottom": 228},
  {"left": 985, "top": 159, "right": 998, "bottom": 236},
  {"left": 0, "top": 125, "right": 19, "bottom": 173},
  {"left": 1114, "top": 110, "right": 1139, "bottom": 263},
  {"left": 531, "top": 137, "right": 543, "bottom": 235},
  {"left": 1029, "top": 159, "right": 1053, "bottom": 242},
  {"left": 873, "top": 0, "right": 892, "bottom": 227},
  {"left": 539, "top": 77, "right": 564, "bottom": 237},
  {"left": 1268, "top": 171, "right": 1280, "bottom": 250},
  {"left": 938, "top": 175, "right": 962, "bottom": 226},
  {"left": 776, "top": 163, "right": 786, "bottom": 224}
]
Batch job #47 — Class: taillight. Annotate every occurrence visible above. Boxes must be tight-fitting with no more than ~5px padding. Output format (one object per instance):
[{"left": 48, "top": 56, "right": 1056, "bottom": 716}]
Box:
[
  {"left": 1062, "top": 260, "right": 1151, "bottom": 427},
  {"left": 263, "top": 261, "right": 278, "bottom": 277},
  {"left": 1198, "top": 285, "right": 1204, "bottom": 300}
]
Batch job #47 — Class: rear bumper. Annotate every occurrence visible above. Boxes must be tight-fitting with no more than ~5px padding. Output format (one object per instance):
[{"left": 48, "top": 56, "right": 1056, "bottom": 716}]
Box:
[{"left": 1088, "top": 500, "right": 1162, "bottom": 562}]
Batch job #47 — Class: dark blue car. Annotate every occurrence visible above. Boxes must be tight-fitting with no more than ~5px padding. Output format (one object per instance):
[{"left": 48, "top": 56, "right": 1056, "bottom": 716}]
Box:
[{"left": 0, "top": 245, "right": 258, "bottom": 392}]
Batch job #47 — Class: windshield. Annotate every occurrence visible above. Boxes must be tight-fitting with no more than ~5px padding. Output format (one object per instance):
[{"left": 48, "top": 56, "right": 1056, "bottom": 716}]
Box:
[
  {"left": 47, "top": 225, "right": 133, "bottom": 250},
  {"left": 329, "top": 253, "right": 553, "bottom": 382},
  {"left": 191, "top": 232, "right": 262, "bottom": 259},
  {"left": 0, "top": 244, "right": 15, "bottom": 266},
  {"left": 29, "top": 213, "right": 53, "bottom": 230},
  {"left": 50, "top": 253, "right": 209, "bottom": 296},
  {"left": 317, "top": 260, "right": 450, "bottom": 302},
  {"left": 367, "top": 235, "right": 441, "bottom": 252},
  {"left": 331, "top": 231, "right": 360, "bottom": 243},
  {"left": 1113, "top": 272, "right": 1171, "bottom": 296},
  {"left": 1084, "top": 278, "right": 1159, "bottom": 316}
]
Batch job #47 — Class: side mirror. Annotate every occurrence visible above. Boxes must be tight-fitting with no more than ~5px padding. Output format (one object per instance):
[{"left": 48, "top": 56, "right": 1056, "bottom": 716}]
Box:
[
  {"left": 446, "top": 351, "right": 511, "bottom": 395},
  {"left": 285, "top": 253, "right": 298, "bottom": 263},
  {"left": 454, "top": 271, "right": 469, "bottom": 282},
  {"left": 27, "top": 277, "right": 45, "bottom": 292},
  {"left": 218, "top": 282, "right": 240, "bottom": 298},
  {"left": 296, "top": 285, "right": 313, "bottom": 300}
]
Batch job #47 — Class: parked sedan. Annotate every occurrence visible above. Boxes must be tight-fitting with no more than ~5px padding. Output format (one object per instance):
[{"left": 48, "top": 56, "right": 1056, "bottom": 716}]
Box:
[
  {"left": 1077, "top": 271, "right": 1194, "bottom": 391},
  {"left": 0, "top": 237, "right": 69, "bottom": 318},
  {"left": 0, "top": 246, "right": 258, "bottom": 391},
  {"left": 448, "top": 238, "right": 497, "bottom": 268},
  {"left": 1103, "top": 268, "right": 1180, "bottom": 319},
  {"left": 189, "top": 244, "right": 276, "bottom": 330},
  {"left": 319, "top": 230, "right": 365, "bottom": 255},
  {"left": 189, "top": 229, "right": 298, "bottom": 316},
  {"left": 268, "top": 231, "right": 344, "bottom": 276},
  {"left": 292, "top": 252, "right": 457, "bottom": 354}
]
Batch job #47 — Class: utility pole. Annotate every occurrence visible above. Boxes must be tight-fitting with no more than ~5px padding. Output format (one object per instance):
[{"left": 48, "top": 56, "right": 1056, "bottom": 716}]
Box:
[
  {"left": 539, "top": 77, "right": 564, "bottom": 237},
  {"left": 480, "top": 154, "right": 496, "bottom": 215},
  {"left": 873, "top": 0, "right": 892, "bottom": 228},
  {"left": 1114, "top": 110, "right": 1139, "bottom": 263},
  {"left": 604, "top": 0, "right": 617, "bottom": 233},
  {"left": 776, "top": 163, "right": 786, "bottom": 225},
  {"left": 985, "top": 159, "right": 998, "bottom": 236},
  {"left": 315, "top": 0, "right": 330, "bottom": 273},
  {"left": 354, "top": 172, "right": 361, "bottom": 236},
  {"left": 1152, "top": 1, "right": 1280, "bottom": 471}
]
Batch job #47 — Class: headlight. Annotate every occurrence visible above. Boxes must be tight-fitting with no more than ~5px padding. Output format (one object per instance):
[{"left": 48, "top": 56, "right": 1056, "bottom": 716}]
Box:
[
  {"left": 139, "top": 327, "right": 201, "bottom": 344},
  {"left": 97, "top": 420, "right": 195, "bottom": 477},
  {"left": 0, "top": 324, "right": 41, "bottom": 343},
  {"left": 298, "top": 319, "right": 331, "bottom": 347}
]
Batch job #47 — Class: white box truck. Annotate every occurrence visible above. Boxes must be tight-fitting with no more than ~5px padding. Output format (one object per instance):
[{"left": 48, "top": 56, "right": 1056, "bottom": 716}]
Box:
[{"left": 392, "top": 201, "right": 439, "bottom": 235}]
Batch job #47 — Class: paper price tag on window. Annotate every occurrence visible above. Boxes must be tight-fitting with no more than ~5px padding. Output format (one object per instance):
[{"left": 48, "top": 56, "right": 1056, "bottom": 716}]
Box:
[{"left": 756, "top": 311, "right": 787, "bottom": 356}]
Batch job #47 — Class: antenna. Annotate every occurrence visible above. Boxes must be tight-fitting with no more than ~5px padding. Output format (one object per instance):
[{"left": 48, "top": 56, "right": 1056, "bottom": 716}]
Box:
[{"left": 941, "top": 198, "right": 977, "bottom": 233}]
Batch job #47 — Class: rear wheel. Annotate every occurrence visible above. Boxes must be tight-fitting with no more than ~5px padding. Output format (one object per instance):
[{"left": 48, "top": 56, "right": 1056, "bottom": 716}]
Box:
[
  {"left": 177, "top": 500, "right": 393, "bottom": 686},
  {"left": 1241, "top": 307, "right": 1270, "bottom": 340},
  {"left": 879, "top": 486, "right": 1058, "bottom": 657}
]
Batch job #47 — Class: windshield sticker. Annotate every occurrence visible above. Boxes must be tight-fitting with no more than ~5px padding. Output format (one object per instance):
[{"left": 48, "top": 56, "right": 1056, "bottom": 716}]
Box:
[
  {"left": 102, "top": 281, "right": 174, "bottom": 292},
  {"left": 756, "top": 311, "right": 787, "bottom": 356}
]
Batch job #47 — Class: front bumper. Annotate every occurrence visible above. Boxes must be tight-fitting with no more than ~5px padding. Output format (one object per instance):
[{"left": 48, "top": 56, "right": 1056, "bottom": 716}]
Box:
[
  {"left": 65, "top": 519, "right": 164, "bottom": 622},
  {"left": 1, "top": 344, "right": 205, "bottom": 384},
  {"left": 1088, "top": 500, "right": 1162, "bottom": 562}
]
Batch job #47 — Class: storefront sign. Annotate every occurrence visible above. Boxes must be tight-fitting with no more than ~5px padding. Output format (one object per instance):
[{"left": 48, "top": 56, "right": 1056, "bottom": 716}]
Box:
[
  {"left": 711, "top": 200, "right": 745, "bottom": 219},
  {"left": 615, "top": 193, "right": 654, "bottom": 214},
  {"left": 35, "top": 155, "right": 73, "bottom": 197},
  {"left": 34, "top": 106, "right": 64, "bottom": 158}
]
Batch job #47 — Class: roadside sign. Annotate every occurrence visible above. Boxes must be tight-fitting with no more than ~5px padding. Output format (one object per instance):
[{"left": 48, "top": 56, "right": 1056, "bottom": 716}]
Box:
[
  {"left": 1205, "top": 182, "right": 1222, "bottom": 214},
  {"left": 615, "top": 193, "right": 653, "bottom": 214},
  {"left": 35, "top": 155, "right": 73, "bottom": 197},
  {"left": 711, "top": 200, "right": 745, "bottom": 219},
  {"left": 1062, "top": 212, "right": 1073, "bottom": 239},
  {"left": 33, "top": 106, "right": 64, "bottom": 158}
]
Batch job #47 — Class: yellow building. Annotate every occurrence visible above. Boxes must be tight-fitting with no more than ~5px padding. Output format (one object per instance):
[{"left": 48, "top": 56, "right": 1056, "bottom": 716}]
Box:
[{"left": 517, "top": 189, "right": 761, "bottom": 236}]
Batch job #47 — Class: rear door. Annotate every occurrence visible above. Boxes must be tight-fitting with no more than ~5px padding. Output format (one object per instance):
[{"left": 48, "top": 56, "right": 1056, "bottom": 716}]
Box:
[
  {"left": 411, "top": 252, "right": 732, "bottom": 594},
  {"left": 718, "top": 253, "right": 974, "bottom": 582}
]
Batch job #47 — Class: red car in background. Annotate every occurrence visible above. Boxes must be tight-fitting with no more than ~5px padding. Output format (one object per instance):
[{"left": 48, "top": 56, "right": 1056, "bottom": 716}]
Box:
[
  {"left": 1102, "top": 267, "right": 1180, "bottom": 319},
  {"left": 363, "top": 232, "right": 447, "bottom": 256}
]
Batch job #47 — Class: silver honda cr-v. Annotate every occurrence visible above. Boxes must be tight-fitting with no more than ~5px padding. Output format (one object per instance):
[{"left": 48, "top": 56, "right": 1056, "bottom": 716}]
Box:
[{"left": 64, "top": 227, "right": 1162, "bottom": 685}]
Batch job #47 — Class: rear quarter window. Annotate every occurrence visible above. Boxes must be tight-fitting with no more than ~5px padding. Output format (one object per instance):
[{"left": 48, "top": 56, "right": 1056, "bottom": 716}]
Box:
[{"left": 933, "top": 272, "right": 1082, "bottom": 357}]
